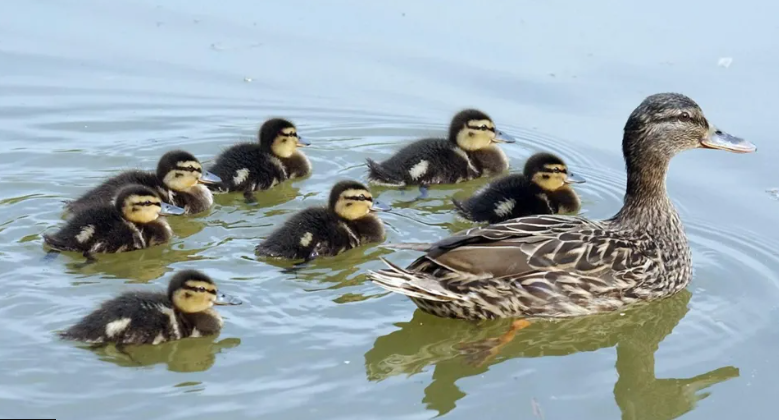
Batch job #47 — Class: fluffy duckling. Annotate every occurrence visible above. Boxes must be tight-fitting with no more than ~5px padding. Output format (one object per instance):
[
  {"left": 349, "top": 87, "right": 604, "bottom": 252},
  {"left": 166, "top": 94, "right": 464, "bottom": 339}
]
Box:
[
  {"left": 366, "top": 109, "right": 516, "bottom": 197},
  {"left": 255, "top": 180, "right": 390, "bottom": 261},
  {"left": 453, "top": 152, "right": 585, "bottom": 223},
  {"left": 59, "top": 270, "right": 242, "bottom": 345},
  {"left": 208, "top": 118, "right": 312, "bottom": 203},
  {"left": 65, "top": 150, "right": 221, "bottom": 215},
  {"left": 45, "top": 184, "right": 185, "bottom": 261}
]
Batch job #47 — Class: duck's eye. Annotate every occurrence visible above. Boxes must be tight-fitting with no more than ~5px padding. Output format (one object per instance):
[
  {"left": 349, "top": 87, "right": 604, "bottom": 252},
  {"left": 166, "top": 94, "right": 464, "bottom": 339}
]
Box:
[
  {"left": 198, "top": 286, "right": 206, "bottom": 293},
  {"left": 679, "top": 112, "right": 691, "bottom": 121},
  {"left": 480, "top": 125, "right": 488, "bottom": 130}
]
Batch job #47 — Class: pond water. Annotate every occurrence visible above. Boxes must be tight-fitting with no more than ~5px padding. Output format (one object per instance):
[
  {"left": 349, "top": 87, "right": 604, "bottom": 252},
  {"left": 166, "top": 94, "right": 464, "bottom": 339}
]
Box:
[{"left": 1, "top": 1, "right": 778, "bottom": 419}]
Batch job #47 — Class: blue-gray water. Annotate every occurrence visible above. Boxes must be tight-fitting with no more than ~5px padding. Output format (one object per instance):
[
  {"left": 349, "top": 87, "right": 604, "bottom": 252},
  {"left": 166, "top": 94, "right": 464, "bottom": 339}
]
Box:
[{"left": 1, "top": 1, "right": 778, "bottom": 419}]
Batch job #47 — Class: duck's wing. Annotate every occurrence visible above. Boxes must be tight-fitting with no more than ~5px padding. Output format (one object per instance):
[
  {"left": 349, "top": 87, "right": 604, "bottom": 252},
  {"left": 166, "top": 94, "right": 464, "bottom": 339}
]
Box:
[{"left": 372, "top": 214, "right": 662, "bottom": 306}]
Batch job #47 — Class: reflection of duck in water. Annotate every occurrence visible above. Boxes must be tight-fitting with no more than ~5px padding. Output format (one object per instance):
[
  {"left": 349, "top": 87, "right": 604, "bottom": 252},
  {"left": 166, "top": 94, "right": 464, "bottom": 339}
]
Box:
[
  {"left": 364, "top": 290, "right": 739, "bottom": 419},
  {"left": 95, "top": 336, "right": 241, "bottom": 373},
  {"left": 370, "top": 93, "right": 756, "bottom": 320}
]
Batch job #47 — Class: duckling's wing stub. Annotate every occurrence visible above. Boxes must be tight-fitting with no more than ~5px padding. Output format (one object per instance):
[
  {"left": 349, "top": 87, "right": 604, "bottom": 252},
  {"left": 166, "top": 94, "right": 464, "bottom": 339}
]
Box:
[{"left": 366, "top": 158, "right": 404, "bottom": 185}]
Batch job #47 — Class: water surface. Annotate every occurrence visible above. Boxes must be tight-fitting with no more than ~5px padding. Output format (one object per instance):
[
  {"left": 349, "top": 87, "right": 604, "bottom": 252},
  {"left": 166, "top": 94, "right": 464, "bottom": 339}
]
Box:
[{"left": 1, "top": 1, "right": 779, "bottom": 419}]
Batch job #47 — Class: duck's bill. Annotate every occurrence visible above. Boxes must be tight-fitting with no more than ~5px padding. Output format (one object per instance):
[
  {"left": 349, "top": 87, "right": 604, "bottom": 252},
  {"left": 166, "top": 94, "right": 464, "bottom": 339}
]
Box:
[
  {"left": 296, "top": 136, "right": 311, "bottom": 147},
  {"left": 370, "top": 200, "right": 392, "bottom": 212},
  {"left": 701, "top": 129, "right": 756, "bottom": 153},
  {"left": 564, "top": 172, "right": 586, "bottom": 184},
  {"left": 214, "top": 292, "right": 242, "bottom": 306},
  {"left": 159, "top": 202, "right": 186, "bottom": 215},
  {"left": 492, "top": 130, "right": 517, "bottom": 144},
  {"left": 198, "top": 170, "right": 222, "bottom": 184}
]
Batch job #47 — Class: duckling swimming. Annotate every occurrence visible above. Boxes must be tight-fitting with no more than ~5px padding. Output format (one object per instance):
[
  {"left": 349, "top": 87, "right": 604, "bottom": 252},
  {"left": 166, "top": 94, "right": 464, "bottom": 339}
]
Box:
[
  {"left": 369, "top": 92, "right": 756, "bottom": 320},
  {"left": 453, "top": 152, "right": 585, "bottom": 223},
  {"left": 208, "top": 118, "right": 312, "bottom": 203},
  {"left": 366, "top": 109, "right": 516, "bottom": 197},
  {"left": 45, "top": 184, "right": 184, "bottom": 261},
  {"left": 255, "top": 180, "right": 390, "bottom": 261},
  {"left": 65, "top": 150, "right": 220, "bottom": 215},
  {"left": 59, "top": 269, "right": 241, "bottom": 345}
]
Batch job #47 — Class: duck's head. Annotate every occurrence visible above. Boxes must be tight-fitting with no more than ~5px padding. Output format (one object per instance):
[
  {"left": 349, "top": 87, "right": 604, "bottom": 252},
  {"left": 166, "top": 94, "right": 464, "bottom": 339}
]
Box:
[
  {"left": 329, "top": 180, "right": 391, "bottom": 221},
  {"left": 168, "top": 270, "right": 242, "bottom": 313},
  {"left": 116, "top": 184, "right": 185, "bottom": 223},
  {"left": 259, "top": 118, "right": 310, "bottom": 158},
  {"left": 158, "top": 150, "right": 222, "bottom": 192},
  {"left": 448, "top": 109, "right": 516, "bottom": 151},
  {"left": 623, "top": 93, "right": 755, "bottom": 166},
  {"left": 525, "top": 152, "right": 586, "bottom": 191}
]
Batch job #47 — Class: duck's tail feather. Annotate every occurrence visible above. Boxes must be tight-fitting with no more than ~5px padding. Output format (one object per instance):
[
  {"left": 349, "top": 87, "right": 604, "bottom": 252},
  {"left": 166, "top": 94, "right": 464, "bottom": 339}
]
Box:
[
  {"left": 369, "top": 258, "right": 465, "bottom": 303},
  {"left": 366, "top": 158, "right": 403, "bottom": 185}
]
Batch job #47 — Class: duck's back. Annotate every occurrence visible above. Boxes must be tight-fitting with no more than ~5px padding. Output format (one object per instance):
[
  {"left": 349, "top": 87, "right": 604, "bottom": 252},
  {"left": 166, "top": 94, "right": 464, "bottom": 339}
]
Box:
[
  {"left": 60, "top": 291, "right": 179, "bottom": 345},
  {"left": 65, "top": 171, "right": 162, "bottom": 215},
  {"left": 256, "top": 207, "right": 353, "bottom": 260},
  {"left": 208, "top": 143, "right": 287, "bottom": 192},
  {"left": 44, "top": 206, "right": 142, "bottom": 253},
  {"left": 454, "top": 175, "right": 552, "bottom": 223},
  {"left": 367, "top": 138, "right": 476, "bottom": 186}
]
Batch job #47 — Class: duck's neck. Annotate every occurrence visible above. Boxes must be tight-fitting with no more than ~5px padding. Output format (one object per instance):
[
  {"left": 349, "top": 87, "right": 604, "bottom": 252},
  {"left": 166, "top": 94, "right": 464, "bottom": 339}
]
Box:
[{"left": 610, "top": 141, "right": 681, "bottom": 233}]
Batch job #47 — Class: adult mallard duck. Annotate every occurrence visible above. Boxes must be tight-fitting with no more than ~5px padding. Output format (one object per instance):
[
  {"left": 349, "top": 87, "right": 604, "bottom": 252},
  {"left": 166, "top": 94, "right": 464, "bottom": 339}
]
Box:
[{"left": 369, "top": 93, "right": 756, "bottom": 320}]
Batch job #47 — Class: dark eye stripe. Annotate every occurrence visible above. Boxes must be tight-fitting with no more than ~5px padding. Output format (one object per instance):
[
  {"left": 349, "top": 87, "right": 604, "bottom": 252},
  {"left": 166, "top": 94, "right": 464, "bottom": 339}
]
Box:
[
  {"left": 466, "top": 125, "right": 495, "bottom": 132},
  {"left": 344, "top": 195, "right": 373, "bottom": 202},
  {"left": 177, "top": 167, "right": 202, "bottom": 173},
  {"left": 182, "top": 285, "right": 216, "bottom": 294}
]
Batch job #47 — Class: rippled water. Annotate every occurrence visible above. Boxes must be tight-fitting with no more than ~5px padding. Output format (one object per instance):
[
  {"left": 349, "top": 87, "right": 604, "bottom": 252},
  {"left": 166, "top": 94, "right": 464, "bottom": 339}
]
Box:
[{"left": 2, "top": 1, "right": 779, "bottom": 419}]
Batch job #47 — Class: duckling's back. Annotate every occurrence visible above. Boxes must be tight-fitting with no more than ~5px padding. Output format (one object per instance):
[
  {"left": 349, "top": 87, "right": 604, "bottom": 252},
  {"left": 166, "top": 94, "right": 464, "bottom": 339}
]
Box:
[
  {"left": 60, "top": 291, "right": 175, "bottom": 345},
  {"left": 44, "top": 205, "right": 141, "bottom": 253},
  {"left": 255, "top": 207, "right": 354, "bottom": 260},
  {"left": 207, "top": 143, "right": 288, "bottom": 192},
  {"left": 367, "top": 139, "right": 478, "bottom": 186},
  {"left": 65, "top": 171, "right": 162, "bottom": 215},
  {"left": 454, "top": 175, "right": 553, "bottom": 223}
]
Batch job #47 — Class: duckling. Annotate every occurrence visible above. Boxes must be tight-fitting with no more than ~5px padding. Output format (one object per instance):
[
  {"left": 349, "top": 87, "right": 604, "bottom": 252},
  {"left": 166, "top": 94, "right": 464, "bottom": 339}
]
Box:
[
  {"left": 65, "top": 150, "right": 221, "bottom": 215},
  {"left": 366, "top": 109, "right": 516, "bottom": 197},
  {"left": 453, "top": 152, "right": 586, "bottom": 223},
  {"left": 45, "top": 184, "right": 185, "bottom": 261},
  {"left": 255, "top": 180, "right": 390, "bottom": 261},
  {"left": 59, "top": 269, "right": 242, "bottom": 345},
  {"left": 208, "top": 118, "right": 312, "bottom": 203}
]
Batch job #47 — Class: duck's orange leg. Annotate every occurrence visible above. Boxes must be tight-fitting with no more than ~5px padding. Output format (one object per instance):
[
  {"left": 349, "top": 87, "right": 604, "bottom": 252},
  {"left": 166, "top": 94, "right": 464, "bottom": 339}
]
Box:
[{"left": 459, "top": 319, "right": 532, "bottom": 366}]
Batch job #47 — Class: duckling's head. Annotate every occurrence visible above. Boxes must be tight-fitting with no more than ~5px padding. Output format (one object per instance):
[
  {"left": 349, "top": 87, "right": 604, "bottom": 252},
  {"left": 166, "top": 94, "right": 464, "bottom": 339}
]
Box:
[
  {"left": 449, "top": 109, "right": 516, "bottom": 151},
  {"left": 168, "top": 270, "right": 242, "bottom": 313},
  {"left": 116, "top": 184, "right": 185, "bottom": 224},
  {"left": 259, "top": 118, "right": 311, "bottom": 158},
  {"left": 525, "top": 152, "right": 586, "bottom": 191},
  {"left": 158, "top": 150, "right": 222, "bottom": 192},
  {"left": 329, "top": 180, "right": 391, "bottom": 221},
  {"left": 623, "top": 93, "right": 755, "bottom": 167}
]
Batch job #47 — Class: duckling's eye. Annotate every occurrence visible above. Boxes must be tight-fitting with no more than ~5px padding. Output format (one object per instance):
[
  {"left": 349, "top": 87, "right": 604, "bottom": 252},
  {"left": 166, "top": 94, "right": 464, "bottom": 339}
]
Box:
[
  {"left": 480, "top": 125, "right": 488, "bottom": 130},
  {"left": 197, "top": 286, "right": 206, "bottom": 293},
  {"left": 679, "top": 112, "right": 691, "bottom": 121}
]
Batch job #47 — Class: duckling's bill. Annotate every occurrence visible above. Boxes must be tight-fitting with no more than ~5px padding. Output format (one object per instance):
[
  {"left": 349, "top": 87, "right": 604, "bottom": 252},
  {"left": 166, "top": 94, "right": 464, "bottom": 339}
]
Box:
[
  {"left": 492, "top": 130, "right": 517, "bottom": 144},
  {"left": 198, "top": 170, "right": 222, "bottom": 184},
  {"left": 214, "top": 292, "right": 242, "bottom": 306},
  {"left": 160, "top": 202, "right": 186, "bottom": 215},
  {"left": 565, "top": 172, "right": 586, "bottom": 184},
  {"left": 370, "top": 200, "right": 392, "bottom": 212},
  {"left": 296, "top": 136, "right": 311, "bottom": 147},
  {"left": 701, "top": 127, "right": 756, "bottom": 153}
]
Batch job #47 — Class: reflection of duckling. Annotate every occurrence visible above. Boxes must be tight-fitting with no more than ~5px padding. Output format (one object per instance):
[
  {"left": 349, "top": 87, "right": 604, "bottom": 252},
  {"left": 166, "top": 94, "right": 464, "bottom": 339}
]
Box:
[
  {"left": 255, "top": 180, "right": 390, "bottom": 261},
  {"left": 366, "top": 109, "right": 516, "bottom": 197},
  {"left": 208, "top": 118, "right": 312, "bottom": 203},
  {"left": 45, "top": 184, "right": 185, "bottom": 261},
  {"left": 65, "top": 150, "right": 221, "bottom": 215},
  {"left": 59, "top": 270, "right": 242, "bottom": 345},
  {"left": 453, "top": 152, "right": 585, "bottom": 223}
]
